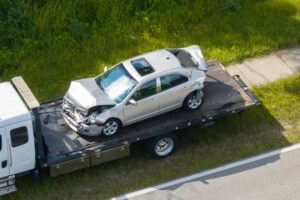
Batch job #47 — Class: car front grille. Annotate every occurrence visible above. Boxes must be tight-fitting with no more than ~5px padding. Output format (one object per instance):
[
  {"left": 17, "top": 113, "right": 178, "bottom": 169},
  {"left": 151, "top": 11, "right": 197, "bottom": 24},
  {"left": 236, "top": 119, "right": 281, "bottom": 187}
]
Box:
[
  {"left": 62, "top": 95, "right": 88, "bottom": 123},
  {"left": 63, "top": 96, "right": 76, "bottom": 110}
]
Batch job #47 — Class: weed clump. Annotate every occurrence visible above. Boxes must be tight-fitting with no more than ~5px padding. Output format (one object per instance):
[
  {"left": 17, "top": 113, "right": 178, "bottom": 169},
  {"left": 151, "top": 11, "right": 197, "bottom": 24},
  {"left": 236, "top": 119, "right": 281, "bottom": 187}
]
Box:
[{"left": 221, "top": 0, "right": 242, "bottom": 12}]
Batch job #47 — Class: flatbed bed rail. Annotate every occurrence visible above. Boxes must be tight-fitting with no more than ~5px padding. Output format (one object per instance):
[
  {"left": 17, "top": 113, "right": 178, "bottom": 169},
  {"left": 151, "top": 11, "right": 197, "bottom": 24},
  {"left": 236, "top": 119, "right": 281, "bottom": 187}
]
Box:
[{"left": 233, "top": 75, "right": 260, "bottom": 105}]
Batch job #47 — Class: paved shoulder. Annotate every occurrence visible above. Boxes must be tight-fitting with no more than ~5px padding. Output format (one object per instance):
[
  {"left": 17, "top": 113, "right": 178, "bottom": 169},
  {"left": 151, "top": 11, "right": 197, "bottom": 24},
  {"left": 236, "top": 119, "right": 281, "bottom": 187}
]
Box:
[
  {"left": 227, "top": 47, "right": 300, "bottom": 87},
  {"left": 114, "top": 144, "right": 300, "bottom": 200},
  {"left": 277, "top": 47, "right": 300, "bottom": 73}
]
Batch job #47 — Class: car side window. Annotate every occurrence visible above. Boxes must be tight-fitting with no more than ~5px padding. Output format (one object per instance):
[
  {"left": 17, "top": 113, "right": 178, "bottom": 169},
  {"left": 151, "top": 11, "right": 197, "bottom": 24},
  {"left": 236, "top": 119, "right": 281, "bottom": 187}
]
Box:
[
  {"left": 160, "top": 74, "right": 188, "bottom": 91},
  {"left": 132, "top": 79, "right": 157, "bottom": 101}
]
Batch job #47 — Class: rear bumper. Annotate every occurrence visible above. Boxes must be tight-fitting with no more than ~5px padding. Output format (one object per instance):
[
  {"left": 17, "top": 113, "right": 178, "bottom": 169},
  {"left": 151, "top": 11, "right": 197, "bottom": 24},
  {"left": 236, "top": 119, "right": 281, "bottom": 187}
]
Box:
[{"left": 0, "top": 175, "right": 17, "bottom": 196}]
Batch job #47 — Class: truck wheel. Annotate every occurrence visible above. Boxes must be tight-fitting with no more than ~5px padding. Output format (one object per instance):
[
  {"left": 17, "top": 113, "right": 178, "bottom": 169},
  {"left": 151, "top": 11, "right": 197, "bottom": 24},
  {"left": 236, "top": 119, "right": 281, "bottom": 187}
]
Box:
[
  {"left": 31, "top": 169, "right": 40, "bottom": 181},
  {"left": 147, "top": 133, "right": 178, "bottom": 158},
  {"left": 101, "top": 119, "right": 120, "bottom": 136},
  {"left": 184, "top": 90, "right": 203, "bottom": 110}
]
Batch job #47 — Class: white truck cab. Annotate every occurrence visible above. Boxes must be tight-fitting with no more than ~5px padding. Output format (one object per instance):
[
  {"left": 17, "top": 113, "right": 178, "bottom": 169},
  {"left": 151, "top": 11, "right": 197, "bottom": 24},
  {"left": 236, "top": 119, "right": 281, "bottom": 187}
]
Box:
[{"left": 0, "top": 81, "right": 36, "bottom": 195}]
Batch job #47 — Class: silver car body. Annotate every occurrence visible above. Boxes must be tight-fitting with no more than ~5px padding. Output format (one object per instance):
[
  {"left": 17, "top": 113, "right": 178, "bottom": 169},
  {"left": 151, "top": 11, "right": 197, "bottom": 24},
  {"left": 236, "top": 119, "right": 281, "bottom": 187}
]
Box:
[{"left": 62, "top": 45, "right": 207, "bottom": 136}]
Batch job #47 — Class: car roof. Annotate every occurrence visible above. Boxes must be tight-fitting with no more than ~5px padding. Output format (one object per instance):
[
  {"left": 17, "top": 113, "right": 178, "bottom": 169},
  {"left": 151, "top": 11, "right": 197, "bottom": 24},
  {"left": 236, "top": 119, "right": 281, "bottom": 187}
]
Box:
[{"left": 123, "top": 49, "right": 182, "bottom": 82}]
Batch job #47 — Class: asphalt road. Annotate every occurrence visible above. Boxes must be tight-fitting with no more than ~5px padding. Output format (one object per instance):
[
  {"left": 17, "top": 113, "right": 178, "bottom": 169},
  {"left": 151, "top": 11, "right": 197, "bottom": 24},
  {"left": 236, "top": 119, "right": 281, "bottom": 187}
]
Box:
[{"left": 114, "top": 144, "right": 300, "bottom": 200}]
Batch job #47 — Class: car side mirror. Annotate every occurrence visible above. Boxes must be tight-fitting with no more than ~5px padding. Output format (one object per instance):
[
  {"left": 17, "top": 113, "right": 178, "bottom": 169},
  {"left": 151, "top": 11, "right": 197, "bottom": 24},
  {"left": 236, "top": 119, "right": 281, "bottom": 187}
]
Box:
[
  {"left": 104, "top": 66, "right": 108, "bottom": 72},
  {"left": 128, "top": 99, "right": 137, "bottom": 106}
]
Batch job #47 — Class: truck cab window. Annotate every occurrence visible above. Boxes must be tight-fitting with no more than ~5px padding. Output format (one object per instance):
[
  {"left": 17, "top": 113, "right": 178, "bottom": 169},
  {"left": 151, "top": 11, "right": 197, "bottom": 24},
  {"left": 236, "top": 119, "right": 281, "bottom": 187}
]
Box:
[{"left": 10, "top": 127, "right": 28, "bottom": 147}]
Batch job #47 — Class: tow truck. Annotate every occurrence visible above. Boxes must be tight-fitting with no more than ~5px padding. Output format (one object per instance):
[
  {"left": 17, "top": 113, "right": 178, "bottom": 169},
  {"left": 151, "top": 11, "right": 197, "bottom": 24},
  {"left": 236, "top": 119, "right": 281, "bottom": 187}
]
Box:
[{"left": 0, "top": 61, "right": 260, "bottom": 195}]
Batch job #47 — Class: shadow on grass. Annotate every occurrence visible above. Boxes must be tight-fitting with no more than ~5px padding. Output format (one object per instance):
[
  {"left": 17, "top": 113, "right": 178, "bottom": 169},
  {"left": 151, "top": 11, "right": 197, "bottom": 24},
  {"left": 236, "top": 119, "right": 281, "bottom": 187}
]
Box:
[
  {"left": 1, "top": 1, "right": 299, "bottom": 199},
  {"left": 3, "top": 70, "right": 295, "bottom": 200},
  {"left": 282, "top": 74, "right": 300, "bottom": 95},
  {"left": 152, "top": 104, "right": 291, "bottom": 193},
  {"left": 2, "top": 105, "right": 291, "bottom": 200}
]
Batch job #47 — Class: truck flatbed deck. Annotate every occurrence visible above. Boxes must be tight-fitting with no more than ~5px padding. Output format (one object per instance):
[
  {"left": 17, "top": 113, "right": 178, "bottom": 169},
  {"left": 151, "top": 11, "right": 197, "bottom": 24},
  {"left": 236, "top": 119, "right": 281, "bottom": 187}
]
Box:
[{"left": 35, "top": 61, "right": 259, "bottom": 176}]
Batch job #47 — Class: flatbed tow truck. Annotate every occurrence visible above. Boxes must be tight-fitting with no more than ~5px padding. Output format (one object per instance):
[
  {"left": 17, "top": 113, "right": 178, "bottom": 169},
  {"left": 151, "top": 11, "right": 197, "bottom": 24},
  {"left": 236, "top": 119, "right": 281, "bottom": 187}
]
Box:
[{"left": 0, "top": 61, "right": 260, "bottom": 195}]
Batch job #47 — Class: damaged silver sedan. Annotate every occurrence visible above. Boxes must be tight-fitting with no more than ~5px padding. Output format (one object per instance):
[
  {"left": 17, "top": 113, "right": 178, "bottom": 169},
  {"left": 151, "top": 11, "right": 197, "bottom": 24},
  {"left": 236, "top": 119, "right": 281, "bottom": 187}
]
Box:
[{"left": 62, "top": 45, "right": 207, "bottom": 136}]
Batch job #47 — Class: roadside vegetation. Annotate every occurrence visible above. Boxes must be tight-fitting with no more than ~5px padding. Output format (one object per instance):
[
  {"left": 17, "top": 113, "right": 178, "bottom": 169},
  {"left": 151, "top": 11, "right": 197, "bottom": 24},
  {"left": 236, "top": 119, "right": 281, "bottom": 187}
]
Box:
[
  {"left": 5, "top": 74, "right": 300, "bottom": 200},
  {"left": 1, "top": 0, "right": 299, "bottom": 199},
  {"left": 1, "top": 0, "right": 300, "bottom": 101}
]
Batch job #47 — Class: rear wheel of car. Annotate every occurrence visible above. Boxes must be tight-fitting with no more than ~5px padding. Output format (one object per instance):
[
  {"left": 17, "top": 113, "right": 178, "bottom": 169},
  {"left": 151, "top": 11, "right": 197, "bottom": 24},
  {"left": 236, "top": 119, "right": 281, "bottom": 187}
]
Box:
[
  {"left": 184, "top": 90, "right": 203, "bottom": 110},
  {"left": 101, "top": 119, "right": 120, "bottom": 136},
  {"left": 147, "top": 133, "right": 178, "bottom": 158}
]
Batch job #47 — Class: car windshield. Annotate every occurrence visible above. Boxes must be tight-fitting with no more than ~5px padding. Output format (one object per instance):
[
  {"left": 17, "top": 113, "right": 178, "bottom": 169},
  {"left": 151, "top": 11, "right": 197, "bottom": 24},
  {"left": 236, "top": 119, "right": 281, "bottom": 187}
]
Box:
[{"left": 95, "top": 64, "right": 137, "bottom": 103}]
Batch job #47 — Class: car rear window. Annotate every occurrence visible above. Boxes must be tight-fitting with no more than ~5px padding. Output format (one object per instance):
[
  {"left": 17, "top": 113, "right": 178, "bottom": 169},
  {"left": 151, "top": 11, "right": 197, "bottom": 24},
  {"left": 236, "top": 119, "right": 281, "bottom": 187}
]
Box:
[{"left": 131, "top": 58, "right": 154, "bottom": 76}]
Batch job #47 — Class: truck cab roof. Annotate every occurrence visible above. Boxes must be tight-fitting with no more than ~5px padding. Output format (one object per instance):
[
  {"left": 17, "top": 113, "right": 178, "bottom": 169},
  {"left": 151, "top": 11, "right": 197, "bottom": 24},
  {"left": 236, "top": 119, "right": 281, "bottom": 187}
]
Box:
[{"left": 0, "top": 82, "right": 31, "bottom": 127}]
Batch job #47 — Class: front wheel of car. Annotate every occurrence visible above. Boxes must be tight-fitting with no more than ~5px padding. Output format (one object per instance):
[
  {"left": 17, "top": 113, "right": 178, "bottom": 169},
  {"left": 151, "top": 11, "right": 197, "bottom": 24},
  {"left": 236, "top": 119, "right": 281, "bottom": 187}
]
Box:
[
  {"left": 184, "top": 90, "right": 203, "bottom": 111},
  {"left": 101, "top": 119, "right": 121, "bottom": 136}
]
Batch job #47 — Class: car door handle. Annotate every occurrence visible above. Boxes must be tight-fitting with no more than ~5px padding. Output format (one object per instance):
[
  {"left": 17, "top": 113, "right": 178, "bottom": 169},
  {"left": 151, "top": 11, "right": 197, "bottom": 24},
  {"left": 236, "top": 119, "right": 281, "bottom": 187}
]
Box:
[
  {"left": 183, "top": 85, "right": 188, "bottom": 88},
  {"left": 151, "top": 98, "right": 157, "bottom": 101},
  {"left": 1, "top": 160, "right": 7, "bottom": 168}
]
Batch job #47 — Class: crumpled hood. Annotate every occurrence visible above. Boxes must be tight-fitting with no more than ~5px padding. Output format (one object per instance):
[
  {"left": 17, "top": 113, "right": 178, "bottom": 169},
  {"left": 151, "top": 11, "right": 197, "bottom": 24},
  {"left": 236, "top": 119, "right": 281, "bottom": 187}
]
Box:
[{"left": 66, "top": 78, "right": 116, "bottom": 109}]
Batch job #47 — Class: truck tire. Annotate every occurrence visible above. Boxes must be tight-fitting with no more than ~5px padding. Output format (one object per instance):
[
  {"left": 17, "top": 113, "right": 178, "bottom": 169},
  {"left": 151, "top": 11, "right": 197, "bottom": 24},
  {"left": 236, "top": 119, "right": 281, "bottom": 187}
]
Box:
[
  {"left": 183, "top": 90, "right": 203, "bottom": 111},
  {"left": 31, "top": 169, "right": 40, "bottom": 181},
  {"left": 147, "top": 133, "right": 178, "bottom": 158}
]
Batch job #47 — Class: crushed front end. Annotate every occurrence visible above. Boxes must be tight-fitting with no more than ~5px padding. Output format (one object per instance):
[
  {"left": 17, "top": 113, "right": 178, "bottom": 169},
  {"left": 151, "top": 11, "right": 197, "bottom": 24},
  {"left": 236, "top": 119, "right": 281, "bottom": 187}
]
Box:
[{"left": 61, "top": 96, "right": 103, "bottom": 136}]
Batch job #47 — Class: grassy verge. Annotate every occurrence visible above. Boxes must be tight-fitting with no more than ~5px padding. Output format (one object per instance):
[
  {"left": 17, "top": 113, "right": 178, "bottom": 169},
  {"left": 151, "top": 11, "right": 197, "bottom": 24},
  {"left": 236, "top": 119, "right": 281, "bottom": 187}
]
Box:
[
  {"left": 4, "top": 75, "right": 299, "bottom": 200},
  {"left": 1, "top": 0, "right": 300, "bottom": 101}
]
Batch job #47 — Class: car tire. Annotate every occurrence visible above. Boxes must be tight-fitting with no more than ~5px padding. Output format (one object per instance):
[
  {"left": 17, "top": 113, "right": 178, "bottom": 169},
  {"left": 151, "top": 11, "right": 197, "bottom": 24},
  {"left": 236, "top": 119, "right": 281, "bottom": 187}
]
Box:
[
  {"left": 101, "top": 118, "right": 121, "bottom": 136},
  {"left": 183, "top": 90, "right": 203, "bottom": 111},
  {"left": 146, "top": 133, "right": 178, "bottom": 158}
]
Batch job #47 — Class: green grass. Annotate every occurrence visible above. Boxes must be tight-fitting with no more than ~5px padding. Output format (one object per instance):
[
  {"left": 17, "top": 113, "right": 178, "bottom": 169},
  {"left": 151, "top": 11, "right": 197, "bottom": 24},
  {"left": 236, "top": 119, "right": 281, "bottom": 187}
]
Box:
[
  {"left": 1, "top": 1, "right": 299, "bottom": 199},
  {"left": 3, "top": 75, "right": 299, "bottom": 200},
  {"left": 1, "top": 0, "right": 300, "bottom": 101}
]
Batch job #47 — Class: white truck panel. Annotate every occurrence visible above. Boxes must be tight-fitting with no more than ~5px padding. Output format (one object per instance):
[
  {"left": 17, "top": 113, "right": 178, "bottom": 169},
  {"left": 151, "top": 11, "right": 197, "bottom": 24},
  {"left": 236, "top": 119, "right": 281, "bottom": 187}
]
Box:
[
  {"left": 0, "top": 82, "right": 31, "bottom": 128},
  {"left": 0, "top": 81, "right": 35, "bottom": 195},
  {"left": 5, "top": 121, "right": 35, "bottom": 175},
  {"left": 0, "top": 128, "right": 9, "bottom": 178}
]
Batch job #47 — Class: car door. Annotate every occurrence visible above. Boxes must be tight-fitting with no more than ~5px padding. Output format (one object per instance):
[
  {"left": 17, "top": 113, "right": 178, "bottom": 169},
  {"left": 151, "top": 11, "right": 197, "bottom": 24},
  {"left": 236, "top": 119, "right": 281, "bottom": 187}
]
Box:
[
  {"left": 123, "top": 79, "right": 159, "bottom": 125},
  {"left": 157, "top": 73, "right": 189, "bottom": 113},
  {"left": 0, "top": 128, "right": 9, "bottom": 178}
]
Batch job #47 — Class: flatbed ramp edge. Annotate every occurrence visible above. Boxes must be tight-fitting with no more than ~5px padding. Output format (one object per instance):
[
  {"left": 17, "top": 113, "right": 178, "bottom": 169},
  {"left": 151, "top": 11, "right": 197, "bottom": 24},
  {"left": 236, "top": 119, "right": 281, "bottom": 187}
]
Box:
[{"left": 27, "top": 61, "right": 260, "bottom": 176}]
